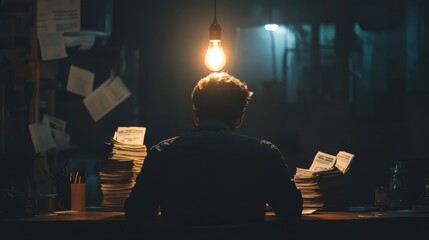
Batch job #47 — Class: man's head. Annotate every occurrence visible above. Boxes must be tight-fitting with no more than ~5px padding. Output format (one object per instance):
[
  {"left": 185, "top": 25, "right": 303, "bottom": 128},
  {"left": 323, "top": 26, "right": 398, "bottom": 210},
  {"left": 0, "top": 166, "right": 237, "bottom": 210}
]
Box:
[{"left": 192, "top": 72, "right": 253, "bottom": 129}]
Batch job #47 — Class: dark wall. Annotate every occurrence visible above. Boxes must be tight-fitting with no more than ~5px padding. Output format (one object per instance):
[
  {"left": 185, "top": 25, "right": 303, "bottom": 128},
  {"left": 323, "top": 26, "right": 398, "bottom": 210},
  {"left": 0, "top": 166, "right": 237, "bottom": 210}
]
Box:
[
  {"left": 2, "top": 0, "right": 427, "bottom": 208},
  {"left": 111, "top": 0, "right": 429, "bottom": 207}
]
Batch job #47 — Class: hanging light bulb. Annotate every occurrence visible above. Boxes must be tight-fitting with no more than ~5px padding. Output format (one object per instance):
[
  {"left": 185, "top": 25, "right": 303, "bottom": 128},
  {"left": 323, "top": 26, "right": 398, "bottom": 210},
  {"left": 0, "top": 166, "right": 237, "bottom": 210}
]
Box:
[{"left": 205, "top": 0, "right": 226, "bottom": 72}]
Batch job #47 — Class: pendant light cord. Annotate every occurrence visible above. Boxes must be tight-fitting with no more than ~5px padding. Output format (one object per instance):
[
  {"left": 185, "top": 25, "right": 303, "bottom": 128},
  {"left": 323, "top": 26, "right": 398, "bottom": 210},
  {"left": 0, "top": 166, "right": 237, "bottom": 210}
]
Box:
[{"left": 213, "top": 0, "right": 217, "bottom": 23}]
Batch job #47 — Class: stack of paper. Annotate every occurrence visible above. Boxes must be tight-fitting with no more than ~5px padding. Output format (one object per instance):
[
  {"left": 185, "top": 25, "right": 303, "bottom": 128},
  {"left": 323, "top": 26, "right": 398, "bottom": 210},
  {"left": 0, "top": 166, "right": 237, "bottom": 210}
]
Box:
[
  {"left": 100, "top": 127, "right": 147, "bottom": 212},
  {"left": 293, "top": 151, "right": 354, "bottom": 212}
]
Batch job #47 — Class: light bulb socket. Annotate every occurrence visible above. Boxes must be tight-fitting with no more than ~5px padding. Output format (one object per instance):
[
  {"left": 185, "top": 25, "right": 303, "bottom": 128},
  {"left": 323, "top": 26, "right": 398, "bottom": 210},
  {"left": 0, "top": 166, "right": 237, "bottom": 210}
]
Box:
[{"left": 209, "top": 22, "right": 221, "bottom": 40}]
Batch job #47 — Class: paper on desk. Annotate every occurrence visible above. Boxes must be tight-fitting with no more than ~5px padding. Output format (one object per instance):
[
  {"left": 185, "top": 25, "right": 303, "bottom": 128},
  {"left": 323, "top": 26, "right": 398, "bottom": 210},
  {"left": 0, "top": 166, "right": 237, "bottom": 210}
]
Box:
[
  {"left": 43, "top": 114, "right": 67, "bottom": 132},
  {"left": 37, "top": 0, "right": 80, "bottom": 33},
  {"left": 38, "top": 32, "right": 68, "bottom": 61},
  {"left": 335, "top": 151, "right": 355, "bottom": 173},
  {"left": 115, "top": 127, "right": 146, "bottom": 145},
  {"left": 83, "top": 76, "right": 131, "bottom": 122},
  {"left": 67, "top": 65, "right": 94, "bottom": 96},
  {"left": 309, "top": 151, "right": 337, "bottom": 172},
  {"left": 302, "top": 209, "right": 318, "bottom": 215},
  {"left": 29, "top": 122, "right": 56, "bottom": 153}
]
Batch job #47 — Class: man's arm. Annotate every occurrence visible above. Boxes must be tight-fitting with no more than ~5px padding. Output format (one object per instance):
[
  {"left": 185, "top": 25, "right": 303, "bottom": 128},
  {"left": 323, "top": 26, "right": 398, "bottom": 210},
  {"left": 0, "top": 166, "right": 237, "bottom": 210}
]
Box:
[
  {"left": 265, "top": 147, "right": 303, "bottom": 222},
  {"left": 124, "top": 147, "right": 161, "bottom": 220}
]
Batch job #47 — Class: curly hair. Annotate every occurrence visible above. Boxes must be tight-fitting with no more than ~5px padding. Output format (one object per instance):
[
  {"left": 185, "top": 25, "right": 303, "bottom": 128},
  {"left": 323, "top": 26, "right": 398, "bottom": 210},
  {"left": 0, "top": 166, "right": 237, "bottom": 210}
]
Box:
[{"left": 192, "top": 72, "right": 253, "bottom": 125}]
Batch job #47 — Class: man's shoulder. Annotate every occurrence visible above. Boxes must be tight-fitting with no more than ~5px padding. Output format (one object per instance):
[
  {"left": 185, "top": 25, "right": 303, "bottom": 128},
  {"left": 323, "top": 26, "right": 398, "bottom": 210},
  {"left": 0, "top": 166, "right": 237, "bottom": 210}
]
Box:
[
  {"left": 235, "top": 134, "right": 281, "bottom": 152},
  {"left": 149, "top": 133, "right": 280, "bottom": 154},
  {"left": 258, "top": 139, "right": 280, "bottom": 151},
  {"left": 151, "top": 136, "right": 180, "bottom": 151}
]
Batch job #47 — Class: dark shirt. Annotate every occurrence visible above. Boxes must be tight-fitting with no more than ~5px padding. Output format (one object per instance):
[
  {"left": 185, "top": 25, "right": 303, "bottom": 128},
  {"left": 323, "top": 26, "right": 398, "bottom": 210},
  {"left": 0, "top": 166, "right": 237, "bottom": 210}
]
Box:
[{"left": 124, "top": 120, "right": 302, "bottom": 226}]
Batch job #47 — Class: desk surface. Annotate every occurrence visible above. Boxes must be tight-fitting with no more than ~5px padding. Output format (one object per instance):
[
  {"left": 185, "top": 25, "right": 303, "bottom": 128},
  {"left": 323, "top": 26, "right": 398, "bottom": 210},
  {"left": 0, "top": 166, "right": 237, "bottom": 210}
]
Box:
[
  {"left": 4, "top": 210, "right": 429, "bottom": 222},
  {"left": 2, "top": 211, "right": 429, "bottom": 240}
]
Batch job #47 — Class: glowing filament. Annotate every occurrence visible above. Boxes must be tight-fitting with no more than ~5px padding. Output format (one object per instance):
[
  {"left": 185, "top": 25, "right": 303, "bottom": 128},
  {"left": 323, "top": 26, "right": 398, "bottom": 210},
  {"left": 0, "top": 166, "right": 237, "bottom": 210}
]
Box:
[{"left": 205, "top": 40, "right": 226, "bottom": 72}]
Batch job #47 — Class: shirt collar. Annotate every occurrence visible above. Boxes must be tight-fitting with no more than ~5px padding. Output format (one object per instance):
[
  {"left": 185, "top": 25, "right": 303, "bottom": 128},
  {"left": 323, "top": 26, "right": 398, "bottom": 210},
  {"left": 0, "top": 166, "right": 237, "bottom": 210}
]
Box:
[{"left": 192, "top": 120, "right": 233, "bottom": 132}]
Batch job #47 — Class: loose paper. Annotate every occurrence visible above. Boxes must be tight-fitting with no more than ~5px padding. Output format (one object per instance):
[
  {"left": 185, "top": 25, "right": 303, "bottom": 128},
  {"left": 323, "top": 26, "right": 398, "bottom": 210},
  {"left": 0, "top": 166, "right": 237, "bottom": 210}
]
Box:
[
  {"left": 38, "top": 32, "right": 68, "bottom": 61},
  {"left": 335, "top": 151, "right": 355, "bottom": 173},
  {"left": 28, "top": 122, "right": 56, "bottom": 153},
  {"left": 64, "top": 35, "right": 96, "bottom": 50},
  {"left": 67, "top": 65, "right": 94, "bottom": 96},
  {"left": 83, "top": 76, "right": 131, "bottom": 122},
  {"left": 37, "top": 0, "right": 81, "bottom": 33},
  {"left": 115, "top": 127, "right": 146, "bottom": 145},
  {"left": 52, "top": 129, "right": 71, "bottom": 150},
  {"left": 77, "top": 35, "right": 96, "bottom": 50},
  {"left": 309, "top": 151, "right": 337, "bottom": 172},
  {"left": 42, "top": 114, "right": 67, "bottom": 132}
]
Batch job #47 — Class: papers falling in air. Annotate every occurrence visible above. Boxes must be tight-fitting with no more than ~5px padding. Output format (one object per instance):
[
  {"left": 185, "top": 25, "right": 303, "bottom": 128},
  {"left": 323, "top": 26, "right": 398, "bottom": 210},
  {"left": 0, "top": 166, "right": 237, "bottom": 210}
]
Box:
[
  {"left": 67, "top": 65, "right": 95, "bottom": 96},
  {"left": 83, "top": 76, "right": 131, "bottom": 122},
  {"left": 115, "top": 127, "right": 146, "bottom": 145}
]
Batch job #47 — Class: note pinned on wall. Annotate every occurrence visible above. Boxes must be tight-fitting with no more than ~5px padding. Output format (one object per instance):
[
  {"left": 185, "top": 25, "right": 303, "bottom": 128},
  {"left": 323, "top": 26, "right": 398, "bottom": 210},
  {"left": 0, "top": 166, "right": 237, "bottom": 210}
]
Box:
[
  {"left": 38, "top": 32, "right": 68, "bottom": 61},
  {"left": 28, "top": 122, "right": 56, "bottom": 153},
  {"left": 37, "top": 0, "right": 81, "bottom": 33},
  {"left": 43, "top": 114, "right": 67, "bottom": 132},
  {"left": 83, "top": 76, "right": 131, "bottom": 122},
  {"left": 52, "top": 129, "right": 71, "bottom": 150},
  {"left": 64, "top": 35, "right": 96, "bottom": 50},
  {"left": 67, "top": 65, "right": 94, "bottom": 96},
  {"left": 42, "top": 114, "right": 71, "bottom": 150}
]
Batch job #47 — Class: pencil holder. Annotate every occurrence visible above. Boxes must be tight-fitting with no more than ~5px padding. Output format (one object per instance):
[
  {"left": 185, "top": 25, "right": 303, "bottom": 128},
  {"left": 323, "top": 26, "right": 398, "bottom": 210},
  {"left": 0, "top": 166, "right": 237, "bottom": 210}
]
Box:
[{"left": 71, "top": 183, "right": 86, "bottom": 211}]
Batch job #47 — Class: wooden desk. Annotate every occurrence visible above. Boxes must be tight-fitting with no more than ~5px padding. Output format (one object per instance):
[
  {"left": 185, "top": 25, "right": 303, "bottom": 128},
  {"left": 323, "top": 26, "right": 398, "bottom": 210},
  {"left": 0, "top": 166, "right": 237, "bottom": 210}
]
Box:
[{"left": 2, "top": 211, "right": 429, "bottom": 240}]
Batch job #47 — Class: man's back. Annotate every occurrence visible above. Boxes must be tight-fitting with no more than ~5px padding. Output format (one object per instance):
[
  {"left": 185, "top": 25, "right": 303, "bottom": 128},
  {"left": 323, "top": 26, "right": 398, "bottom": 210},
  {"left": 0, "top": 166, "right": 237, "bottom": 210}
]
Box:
[
  {"left": 125, "top": 72, "right": 302, "bottom": 232},
  {"left": 125, "top": 120, "right": 302, "bottom": 226},
  {"left": 158, "top": 120, "right": 270, "bottom": 225}
]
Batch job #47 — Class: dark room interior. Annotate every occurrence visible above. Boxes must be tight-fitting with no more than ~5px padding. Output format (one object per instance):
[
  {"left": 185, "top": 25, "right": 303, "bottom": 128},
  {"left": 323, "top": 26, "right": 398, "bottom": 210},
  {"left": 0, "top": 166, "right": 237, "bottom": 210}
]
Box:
[{"left": 1, "top": 0, "right": 429, "bottom": 239}]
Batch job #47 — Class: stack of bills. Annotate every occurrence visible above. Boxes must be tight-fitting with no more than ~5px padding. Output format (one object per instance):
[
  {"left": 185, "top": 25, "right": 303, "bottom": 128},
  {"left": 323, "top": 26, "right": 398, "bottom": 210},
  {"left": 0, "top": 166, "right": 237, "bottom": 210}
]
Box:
[{"left": 100, "top": 127, "right": 147, "bottom": 211}]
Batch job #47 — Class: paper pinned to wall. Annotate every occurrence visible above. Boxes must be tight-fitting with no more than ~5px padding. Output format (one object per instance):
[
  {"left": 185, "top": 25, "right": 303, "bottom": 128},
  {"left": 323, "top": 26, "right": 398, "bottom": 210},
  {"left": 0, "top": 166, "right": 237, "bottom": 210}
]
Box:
[
  {"left": 83, "top": 76, "right": 131, "bottom": 122},
  {"left": 37, "top": 0, "right": 81, "bottom": 33},
  {"left": 77, "top": 35, "right": 95, "bottom": 50},
  {"left": 64, "top": 35, "right": 95, "bottom": 50},
  {"left": 28, "top": 122, "right": 56, "bottom": 153},
  {"left": 52, "top": 129, "right": 71, "bottom": 150},
  {"left": 42, "top": 114, "right": 67, "bottom": 132},
  {"left": 67, "top": 65, "right": 94, "bottom": 96},
  {"left": 42, "top": 114, "right": 71, "bottom": 150},
  {"left": 38, "top": 32, "right": 68, "bottom": 61}
]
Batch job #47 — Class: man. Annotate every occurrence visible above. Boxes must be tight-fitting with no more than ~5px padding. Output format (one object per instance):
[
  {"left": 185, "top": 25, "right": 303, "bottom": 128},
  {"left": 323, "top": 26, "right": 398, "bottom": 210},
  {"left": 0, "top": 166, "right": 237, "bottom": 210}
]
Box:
[{"left": 125, "top": 72, "right": 302, "bottom": 228}]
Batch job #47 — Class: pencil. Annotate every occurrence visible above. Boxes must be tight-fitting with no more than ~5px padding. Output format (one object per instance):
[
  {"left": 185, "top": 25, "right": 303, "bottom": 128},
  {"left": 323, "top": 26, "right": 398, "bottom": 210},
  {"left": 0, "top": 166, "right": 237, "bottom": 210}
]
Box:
[{"left": 75, "top": 172, "right": 79, "bottom": 184}]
